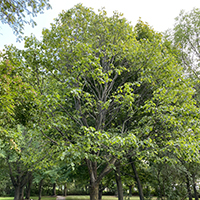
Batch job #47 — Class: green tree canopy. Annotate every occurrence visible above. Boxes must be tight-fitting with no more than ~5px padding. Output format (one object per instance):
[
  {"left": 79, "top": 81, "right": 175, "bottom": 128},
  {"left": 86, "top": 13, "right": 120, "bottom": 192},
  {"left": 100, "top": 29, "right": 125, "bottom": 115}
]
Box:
[
  {"left": 171, "top": 8, "right": 200, "bottom": 76},
  {"left": 5, "top": 4, "right": 200, "bottom": 200}
]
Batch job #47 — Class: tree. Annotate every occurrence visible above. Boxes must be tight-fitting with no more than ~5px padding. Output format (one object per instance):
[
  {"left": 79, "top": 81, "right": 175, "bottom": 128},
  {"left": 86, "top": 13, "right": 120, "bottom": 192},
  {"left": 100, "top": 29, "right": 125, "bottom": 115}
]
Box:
[
  {"left": 0, "top": 0, "right": 51, "bottom": 40},
  {"left": 0, "top": 158, "right": 13, "bottom": 196},
  {"left": 6, "top": 4, "right": 200, "bottom": 200},
  {"left": 172, "top": 8, "right": 200, "bottom": 73},
  {"left": 0, "top": 52, "right": 57, "bottom": 200},
  {"left": 0, "top": 56, "right": 37, "bottom": 140},
  {"left": 169, "top": 9, "right": 200, "bottom": 199},
  {"left": 170, "top": 8, "right": 200, "bottom": 107},
  {"left": 3, "top": 124, "right": 55, "bottom": 200},
  {"left": 114, "top": 162, "right": 123, "bottom": 200}
]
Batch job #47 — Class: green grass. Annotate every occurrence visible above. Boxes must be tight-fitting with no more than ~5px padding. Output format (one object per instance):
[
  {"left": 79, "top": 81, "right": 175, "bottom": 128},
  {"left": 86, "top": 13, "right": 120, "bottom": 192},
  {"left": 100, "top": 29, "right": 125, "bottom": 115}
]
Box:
[
  {"left": 0, "top": 196, "right": 143, "bottom": 200},
  {"left": 0, "top": 197, "right": 56, "bottom": 200},
  {"left": 0, "top": 196, "right": 150, "bottom": 200},
  {"left": 0, "top": 198, "right": 14, "bottom": 200},
  {"left": 0, "top": 196, "right": 197, "bottom": 200},
  {"left": 0, "top": 197, "right": 197, "bottom": 200},
  {"left": 65, "top": 196, "right": 146, "bottom": 200},
  {"left": 1, "top": 196, "right": 196, "bottom": 200},
  {"left": 31, "top": 196, "right": 56, "bottom": 200}
]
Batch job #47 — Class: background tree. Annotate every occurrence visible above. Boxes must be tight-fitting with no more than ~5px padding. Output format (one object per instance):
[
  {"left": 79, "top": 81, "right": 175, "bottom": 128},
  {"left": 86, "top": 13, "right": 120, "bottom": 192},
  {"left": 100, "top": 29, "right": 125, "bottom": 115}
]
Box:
[
  {"left": 172, "top": 8, "right": 200, "bottom": 73},
  {"left": 167, "top": 9, "right": 200, "bottom": 199},
  {"left": 169, "top": 8, "right": 200, "bottom": 102},
  {"left": 0, "top": 50, "right": 57, "bottom": 200},
  {"left": 0, "top": 0, "right": 51, "bottom": 40}
]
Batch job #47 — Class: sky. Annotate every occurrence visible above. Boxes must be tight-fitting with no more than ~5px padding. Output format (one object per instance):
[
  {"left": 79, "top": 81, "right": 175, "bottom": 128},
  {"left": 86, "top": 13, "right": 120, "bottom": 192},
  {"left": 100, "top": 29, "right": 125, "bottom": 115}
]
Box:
[{"left": 1, "top": 0, "right": 200, "bottom": 50}]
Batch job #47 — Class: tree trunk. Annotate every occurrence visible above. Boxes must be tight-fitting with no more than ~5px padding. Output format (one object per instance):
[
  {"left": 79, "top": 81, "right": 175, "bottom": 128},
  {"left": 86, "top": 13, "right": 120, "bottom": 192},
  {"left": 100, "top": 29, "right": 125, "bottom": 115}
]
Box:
[
  {"left": 192, "top": 174, "right": 199, "bottom": 200},
  {"left": 38, "top": 178, "right": 44, "bottom": 200},
  {"left": 14, "top": 185, "right": 21, "bottom": 200},
  {"left": 129, "top": 185, "right": 133, "bottom": 196},
  {"left": 25, "top": 174, "right": 33, "bottom": 200},
  {"left": 20, "top": 186, "right": 24, "bottom": 200},
  {"left": 99, "top": 184, "right": 105, "bottom": 200},
  {"left": 115, "top": 162, "right": 123, "bottom": 200},
  {"left": 86, "top": 158, "right": 117, "bottom": 200},
  {"left": 14, "top": 185, "right": 25, "bottom": 200},
  {"left": 90, "top": 182, "right": 99, "bottom": 200},
  {"left": 52, "top": 183, "right": 56, "bottom": 196},
  {"left": 186, "top": 174, "right": 193, "bottom": 200},
  {"left": 130, "top": 158, "right": 144, "bottom": 200},
  {"left": 98, "top": 188, "right": 103, "bottom": 200},
  {"left": 85, "top": 186, "right": 88, "bottom": 194},
  {"left": 86, "top": 159, "right": 99, "bottom": 200},
  {"left": 64, "top": 183, "right": 67, "bottom": 196},
  {"left": 7, "top": 160, "right": 29, "bottom": 200}
]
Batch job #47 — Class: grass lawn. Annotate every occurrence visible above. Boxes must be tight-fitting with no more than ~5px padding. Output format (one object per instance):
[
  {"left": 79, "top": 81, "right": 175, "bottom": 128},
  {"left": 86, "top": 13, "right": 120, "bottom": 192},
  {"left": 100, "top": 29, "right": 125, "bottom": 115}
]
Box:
[
  {"left": 31, "top": 197, "right": 56, "bottom": 200},
  {"left": 2, "top": 196, "right": 185, "bottom": 200},
  {"left": 0, "top": 196, "right": 151, "bottom": 200},
  {"left": 0, "top": 196, "right": 196, "bottom": 200},
  {"left": 65, "top": 196, "right": 191, "bottom": 200},
  {"left": 65, "top": 196, "right": 148, "bottom": 200},
  {"left": 0, "top": 197, "right": 56, "bottom": 200}
]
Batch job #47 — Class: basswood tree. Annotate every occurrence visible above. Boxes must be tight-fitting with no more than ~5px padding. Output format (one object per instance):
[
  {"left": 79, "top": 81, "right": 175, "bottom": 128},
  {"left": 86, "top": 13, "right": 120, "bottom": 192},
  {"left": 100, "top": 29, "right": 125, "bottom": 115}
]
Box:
[{"left": 7, "top": 4, "right": 200, "bottom": 200}]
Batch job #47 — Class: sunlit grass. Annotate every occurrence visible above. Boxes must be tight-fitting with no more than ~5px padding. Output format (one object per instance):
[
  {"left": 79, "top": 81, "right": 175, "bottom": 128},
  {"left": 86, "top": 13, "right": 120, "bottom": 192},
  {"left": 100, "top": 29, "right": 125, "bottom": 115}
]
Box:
[
  {"left": 0, "top": 196, "right": 175, "bottom": 200},
  {"left": 0, "top": 196, "right": 197, "bottom": 200},
  {"left": 65, "top": 196, "right": 160, "bottom": 200},
  {"left": 0, "top": 197, "right": 56, "bottom": 200},
  {"left": 0, "top": 198, "right": 13, "bottom": 200},
  {"left": 65, "top": 196, "right": 144, "bottom": 200},
  {"left": 31, "top": 197, "right": 57, "bottom": 200},
  {"left": 0, "top": 196, "right": 149, "bottom": 200}
]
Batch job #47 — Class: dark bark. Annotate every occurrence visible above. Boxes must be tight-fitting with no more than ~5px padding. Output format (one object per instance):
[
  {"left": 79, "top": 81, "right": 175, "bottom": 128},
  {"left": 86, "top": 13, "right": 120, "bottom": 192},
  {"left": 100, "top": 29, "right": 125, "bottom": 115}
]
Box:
[
  {"left": 13, "top": 185, "right": 24, "bottom": 200},
  {"left": 98, "top": 189, "right": 103, "bottom": 200},
  {"left": 128, "top": 185, "right": 133, "bottom": 196},
  {"left": 130, "top": 158, "right": 144, "bottom": 200},
  {"left": 115, "top": 162, "right": 123, "bottom": 200},
  {"left": 7, "top": 157, "right": 29, "bottom": 200},
  {"left": 20, "top": 186, "right": 24, "bottom": 200},
  {"left": 90, "top": 182, "right": 99, "bottom": 200},
  {"left": 186, "top": 174, "right": 193, "bottom": 200},
  {"left": 52, "top": 183, "right": 56, "bottom": 196},
  {"left": 13, "top": 183, "right": 26, "bottom": 200},
  {"left": 25, "top": 173, "right": 33, "bottom": 200},
  {"left": 85, "top": 186, "right": 88, "bottom": 194},
  {"left": 192, "top": 174, "right": 199, "bottom": 200},
  {"left": 14, "top": 185, "right": 21, "bottom": 200},
  {"left": 98, "top": 184, "right": 105, "bottom": 200},
  {"left": 38, "top": 178, "right": 44, "bottom": 200},
  {"left": 12, "top": 176, "right": 27, "bottom": 200},
  {"left": 64, "top": 183, "right": 67, "bottom": 196}
]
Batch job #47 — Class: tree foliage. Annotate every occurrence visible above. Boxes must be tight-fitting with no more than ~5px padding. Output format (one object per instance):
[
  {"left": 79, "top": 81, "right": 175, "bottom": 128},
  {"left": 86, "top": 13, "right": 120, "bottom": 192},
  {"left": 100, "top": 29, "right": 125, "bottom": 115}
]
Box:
[
  {"left": 172, "top": 8, "right": 200, "bottom": 76},
  {"left": 0, "top": 56, "right": 37, "bottom": 138},
  {"left": 2, "top": 4, "right": 200, "bottom": 200},
  {"left": 10, "top": 4, "right": 198, "bottom": 200},
  {"left": 0, "top": 0, "right": 51, "bottom": 39}
]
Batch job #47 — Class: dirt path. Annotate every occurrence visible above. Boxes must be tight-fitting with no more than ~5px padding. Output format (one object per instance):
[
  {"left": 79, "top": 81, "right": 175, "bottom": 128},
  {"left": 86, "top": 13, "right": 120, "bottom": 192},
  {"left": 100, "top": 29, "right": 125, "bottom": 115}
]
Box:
[{"left": 56, "top": 196, "right": 66, "bottom": 200}]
